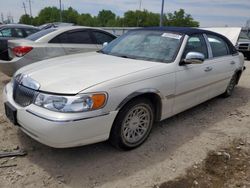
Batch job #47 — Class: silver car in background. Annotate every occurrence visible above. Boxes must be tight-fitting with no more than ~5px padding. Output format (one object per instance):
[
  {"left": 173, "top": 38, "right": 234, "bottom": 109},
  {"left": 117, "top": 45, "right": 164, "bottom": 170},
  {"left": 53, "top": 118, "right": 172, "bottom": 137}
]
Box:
[{"left": 0, "top": 26, "right": 116, "bottom": 76}]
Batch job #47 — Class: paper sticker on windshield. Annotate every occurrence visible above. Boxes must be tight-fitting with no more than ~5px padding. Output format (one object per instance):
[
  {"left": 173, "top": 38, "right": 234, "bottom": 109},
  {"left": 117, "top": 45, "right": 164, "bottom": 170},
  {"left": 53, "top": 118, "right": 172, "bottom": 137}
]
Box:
[{"left": 161, "top": 33, "right": 182, "bottom": 39}]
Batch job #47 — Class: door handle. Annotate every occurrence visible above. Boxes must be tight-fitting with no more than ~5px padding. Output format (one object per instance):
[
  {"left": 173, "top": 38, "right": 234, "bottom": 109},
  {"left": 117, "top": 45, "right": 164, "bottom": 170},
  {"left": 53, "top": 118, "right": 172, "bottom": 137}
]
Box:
[
  {"left": 230, "top": 61, "right": 236, "bottom": 65},
  {"left": 204, "top": 67, "right": 213, "bottom": 72}
]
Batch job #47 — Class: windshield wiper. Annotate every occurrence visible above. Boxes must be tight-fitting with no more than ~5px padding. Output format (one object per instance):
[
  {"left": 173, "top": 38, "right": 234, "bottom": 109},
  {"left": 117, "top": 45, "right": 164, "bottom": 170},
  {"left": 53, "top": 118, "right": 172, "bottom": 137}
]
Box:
[
  {"left": 116, "top": 54, "right": 137, "bottom": 60},
  {"left": 97, "top": 49, "right": 106, "bottom": 54}
]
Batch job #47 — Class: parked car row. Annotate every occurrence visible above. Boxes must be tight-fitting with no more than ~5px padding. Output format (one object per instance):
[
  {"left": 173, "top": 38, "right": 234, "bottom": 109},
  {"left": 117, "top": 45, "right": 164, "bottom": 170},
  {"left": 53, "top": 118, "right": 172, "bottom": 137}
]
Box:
[
  {"left": 0, "top": 24, "right": 249, "bottom": 77},
  {"left": 3, "top": 27, "right": 245, "bottom": 150},
  {"left": 0, "top": 26, "right": 116, "bottom": 76}
]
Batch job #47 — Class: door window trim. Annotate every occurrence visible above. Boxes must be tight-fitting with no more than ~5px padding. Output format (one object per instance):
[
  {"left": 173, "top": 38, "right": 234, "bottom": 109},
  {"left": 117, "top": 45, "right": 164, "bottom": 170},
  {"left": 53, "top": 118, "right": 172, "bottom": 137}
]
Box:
[
  {"left": 181, "top": 34, "right": 209, "bottom": 60},
  {"left": 89, "top": 29, "right": 116, "bottom": 45},
  {"left": 203, "top": 34, "right": 232, "bottom": 60},
  {"left": 49, "top": 29, "right": 95, "bottom": 44}
]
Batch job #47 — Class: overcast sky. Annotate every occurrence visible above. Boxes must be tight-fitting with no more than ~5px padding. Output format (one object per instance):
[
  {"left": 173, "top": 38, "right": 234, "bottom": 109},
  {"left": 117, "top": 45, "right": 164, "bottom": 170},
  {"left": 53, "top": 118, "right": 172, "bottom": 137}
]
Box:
[{"left": 0, "top": 0, "right": 249, "bottom": 27}]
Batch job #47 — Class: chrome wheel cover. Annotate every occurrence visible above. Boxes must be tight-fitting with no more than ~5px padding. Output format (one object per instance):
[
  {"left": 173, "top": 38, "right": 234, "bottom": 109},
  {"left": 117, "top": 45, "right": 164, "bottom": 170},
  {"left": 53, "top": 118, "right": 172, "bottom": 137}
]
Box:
[{"left": 121, "top": 105, "right": 151, "bottom": 144}]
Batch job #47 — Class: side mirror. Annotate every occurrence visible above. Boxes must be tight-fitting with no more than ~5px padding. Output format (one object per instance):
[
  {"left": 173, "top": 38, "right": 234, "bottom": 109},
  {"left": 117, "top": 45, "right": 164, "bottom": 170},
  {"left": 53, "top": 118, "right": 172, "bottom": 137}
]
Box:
[
  {"left": 102, "top": 42, "right": 108, "bottom": 48},
  {"left": 182, "top": 52, "right": 205, "bottom": 65}
]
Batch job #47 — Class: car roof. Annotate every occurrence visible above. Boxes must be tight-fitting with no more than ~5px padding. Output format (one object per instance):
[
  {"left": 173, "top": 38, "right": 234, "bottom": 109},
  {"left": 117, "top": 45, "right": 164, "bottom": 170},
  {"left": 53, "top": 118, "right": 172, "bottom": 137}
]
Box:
[
  {"left": 134, "top": 26, "right": 228, "bottom": 36},
  {"left": 28, "top": 26, "right": 116, "bottom": 42},
  {"left": 0, "top": 24, "right": 39, "bottom": 29},
  {"left": 52, "top": 26, "right": 105, "bottom": 32},
  {"left": 45, "top": 26, "right": 115, "bottom": 37},
  {"left": 132, "top": 26, "right": 238, "bottom": 55}
]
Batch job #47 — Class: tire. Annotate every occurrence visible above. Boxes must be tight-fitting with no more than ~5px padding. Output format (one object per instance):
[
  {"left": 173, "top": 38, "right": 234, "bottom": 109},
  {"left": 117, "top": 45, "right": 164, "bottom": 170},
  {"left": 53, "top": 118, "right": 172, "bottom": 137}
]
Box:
[
  {"left": 222, "top": 73, "right": 237, "bottom": 97},
  {"left": 109, "top": 98, "right": 154, "bottom": 150}
]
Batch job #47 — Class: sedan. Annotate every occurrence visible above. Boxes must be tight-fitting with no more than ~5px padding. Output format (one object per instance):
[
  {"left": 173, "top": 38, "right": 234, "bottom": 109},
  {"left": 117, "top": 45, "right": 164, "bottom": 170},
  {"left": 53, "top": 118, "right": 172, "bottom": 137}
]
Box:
[
  {"left": 3, "top": 27, "right": 245, "bottom": 150},
  {"left": 0, "top": 24, "right": 39, "bottom": 61},
  {"left": 0, "top": 26, "right": 116, "bottom": 76}
]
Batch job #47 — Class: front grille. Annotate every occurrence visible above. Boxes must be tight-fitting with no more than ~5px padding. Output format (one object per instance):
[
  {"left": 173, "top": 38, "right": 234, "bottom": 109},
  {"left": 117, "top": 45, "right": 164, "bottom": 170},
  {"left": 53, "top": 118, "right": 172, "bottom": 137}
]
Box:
[
  {"left": 239, "top": 44, "right": 249, "bottom": 50},
  {"left": 13, "top": 80, "right": 37, "bottom": 107}
]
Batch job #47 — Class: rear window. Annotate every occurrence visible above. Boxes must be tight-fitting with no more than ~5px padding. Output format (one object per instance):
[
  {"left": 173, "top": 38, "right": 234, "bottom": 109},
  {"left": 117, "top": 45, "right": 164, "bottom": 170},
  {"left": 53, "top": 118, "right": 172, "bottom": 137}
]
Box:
[
  {"left": 92, "top": 31, "right": 116, "bottom": 44},
  {"left": 26, "top": 28, "right": 56, "bottom": 41},
  {"left": 207, "top": 34, "right": 229, "bottom": 58},
  {"left": 24, "top": 28, "right": 40, "bottom": 36}
]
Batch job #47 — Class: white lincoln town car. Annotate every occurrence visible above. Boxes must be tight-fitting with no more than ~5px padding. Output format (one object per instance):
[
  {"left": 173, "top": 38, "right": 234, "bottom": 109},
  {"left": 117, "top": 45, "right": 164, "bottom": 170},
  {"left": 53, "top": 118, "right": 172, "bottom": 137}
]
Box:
[{"left": 3, "top": 27, "right": 245, "bottom": 150}]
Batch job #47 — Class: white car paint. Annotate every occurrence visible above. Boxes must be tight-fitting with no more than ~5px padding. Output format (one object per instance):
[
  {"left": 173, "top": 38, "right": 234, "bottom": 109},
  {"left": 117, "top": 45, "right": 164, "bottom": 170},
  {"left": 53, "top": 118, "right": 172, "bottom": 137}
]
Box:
[{"left": 3, "top": 28, "right": 245, "bottom": 148}]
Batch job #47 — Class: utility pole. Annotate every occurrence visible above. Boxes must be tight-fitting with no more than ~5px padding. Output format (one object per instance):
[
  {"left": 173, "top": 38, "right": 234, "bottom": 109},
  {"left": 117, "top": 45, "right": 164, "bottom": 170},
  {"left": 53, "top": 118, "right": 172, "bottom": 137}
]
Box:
[
  {"left": 160, "top": 0, "right": 165, "bottom": 27},
  {"left": 23, "top": 2, "right": 27, "bottom": 15},
  {"left": 139, "top": 0, "right": 142, "bottom": 10},
  {"left": 59, "top": 0, "right": 62, "bottom": 22},
  {"left": 137, "top": 0, "right": 142, "bottom": 27},
  {"left": 28, "top": 0, "right": 32, "bottom": 17},
  {"left": 1, "top": 13, "right": 4, "bottom": 23}
]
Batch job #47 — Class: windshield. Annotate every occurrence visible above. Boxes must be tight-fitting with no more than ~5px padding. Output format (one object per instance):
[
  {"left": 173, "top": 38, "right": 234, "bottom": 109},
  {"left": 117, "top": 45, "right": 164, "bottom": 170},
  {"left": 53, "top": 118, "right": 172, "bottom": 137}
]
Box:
[
  {"left": 239, "top": 31, "right": 249, "bottom": 40},
  {"left": 26, "top": 28, "right": 56, "bottom": 41},
  {"left": 102, "top": 30, "right": 183, "bottom": 63}
]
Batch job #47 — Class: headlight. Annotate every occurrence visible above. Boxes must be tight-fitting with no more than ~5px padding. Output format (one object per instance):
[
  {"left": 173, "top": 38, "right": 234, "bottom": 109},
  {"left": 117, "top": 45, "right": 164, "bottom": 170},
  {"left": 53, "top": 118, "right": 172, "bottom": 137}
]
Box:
[{"left": 34, "top": 92, "right": 107, "bottom": 113}]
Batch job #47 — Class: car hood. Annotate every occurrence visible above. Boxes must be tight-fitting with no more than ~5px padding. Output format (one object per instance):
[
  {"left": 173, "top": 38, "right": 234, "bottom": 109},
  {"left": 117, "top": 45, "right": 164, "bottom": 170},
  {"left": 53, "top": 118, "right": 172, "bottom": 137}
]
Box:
[
  {"left": 202, "top": 27, "right": 241, "bottom": 46},
  {"left": 18, "top": 52, "right": 160, "bottom": 94}
]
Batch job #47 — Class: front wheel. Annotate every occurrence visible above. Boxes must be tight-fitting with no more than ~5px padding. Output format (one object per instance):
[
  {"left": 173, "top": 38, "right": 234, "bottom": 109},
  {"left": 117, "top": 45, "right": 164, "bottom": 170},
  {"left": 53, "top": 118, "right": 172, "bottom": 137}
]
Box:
[
  {"left": 222, "top": 73, "right": 237, "bottom": 97},
  {"left": 109, "top": 98, "right": 154, "bottom": 150}
]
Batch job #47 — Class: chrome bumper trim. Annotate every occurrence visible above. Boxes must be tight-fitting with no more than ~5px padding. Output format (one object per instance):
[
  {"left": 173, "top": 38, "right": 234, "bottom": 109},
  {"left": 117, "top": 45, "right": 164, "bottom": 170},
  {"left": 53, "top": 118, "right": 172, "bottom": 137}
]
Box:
[{"left": 26, "top": 109, "right": 110, "bottom": 123}]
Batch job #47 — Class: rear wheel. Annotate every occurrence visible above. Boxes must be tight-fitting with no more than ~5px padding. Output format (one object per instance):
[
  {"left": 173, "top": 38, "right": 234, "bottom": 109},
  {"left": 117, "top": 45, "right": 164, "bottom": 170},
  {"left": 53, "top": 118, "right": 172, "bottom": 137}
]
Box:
[
  {"left": 110, "top": 98, "right": 154, "bottom": 150},
  {"left": 222, "top": 73, "right": 237, "bottom": 97}
]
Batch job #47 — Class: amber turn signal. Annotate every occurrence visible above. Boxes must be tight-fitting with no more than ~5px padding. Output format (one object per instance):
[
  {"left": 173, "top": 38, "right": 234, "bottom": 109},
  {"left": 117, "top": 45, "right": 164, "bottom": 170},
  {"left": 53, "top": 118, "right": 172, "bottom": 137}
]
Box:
[{"left": 91, "top": 93, "right": 106, "bottom": 110}]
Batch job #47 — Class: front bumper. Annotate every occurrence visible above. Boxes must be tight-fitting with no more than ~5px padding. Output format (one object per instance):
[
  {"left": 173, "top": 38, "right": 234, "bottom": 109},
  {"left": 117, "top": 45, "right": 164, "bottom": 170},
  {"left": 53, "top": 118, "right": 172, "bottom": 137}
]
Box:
[{"left": 3, "top": 83, "right": 118, "bottom": 148}]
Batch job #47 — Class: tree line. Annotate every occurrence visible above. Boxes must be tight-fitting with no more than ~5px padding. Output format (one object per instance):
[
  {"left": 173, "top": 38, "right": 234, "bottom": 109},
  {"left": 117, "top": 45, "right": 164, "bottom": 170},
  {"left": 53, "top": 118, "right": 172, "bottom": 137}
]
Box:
[{"left": 19, "top": 7, "right": 199, "bottom": 27}]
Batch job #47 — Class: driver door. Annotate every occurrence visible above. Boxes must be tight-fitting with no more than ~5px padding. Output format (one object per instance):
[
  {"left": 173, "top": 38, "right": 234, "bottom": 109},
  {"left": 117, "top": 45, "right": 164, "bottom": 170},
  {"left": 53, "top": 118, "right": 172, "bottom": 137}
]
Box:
[{"left": 173, "top": 34, "right": 214, "bottom": 114}]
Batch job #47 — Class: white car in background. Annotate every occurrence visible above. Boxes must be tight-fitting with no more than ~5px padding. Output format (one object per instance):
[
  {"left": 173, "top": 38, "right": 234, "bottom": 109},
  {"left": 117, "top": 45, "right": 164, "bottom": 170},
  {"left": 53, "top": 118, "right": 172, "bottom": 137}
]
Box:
[
  {"left": 3, "top": 27, "right": 245, "bottom": 150},
  {"left": 0, "top": 26, "right": 116, "bottom": 76}
]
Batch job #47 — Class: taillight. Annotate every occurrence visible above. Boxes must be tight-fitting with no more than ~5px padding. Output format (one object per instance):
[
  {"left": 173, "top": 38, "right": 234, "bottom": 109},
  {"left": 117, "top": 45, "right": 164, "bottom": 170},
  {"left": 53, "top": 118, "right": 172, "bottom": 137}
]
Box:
[{"left": 12, "top": 46, "right": 33, "bottom": 57}]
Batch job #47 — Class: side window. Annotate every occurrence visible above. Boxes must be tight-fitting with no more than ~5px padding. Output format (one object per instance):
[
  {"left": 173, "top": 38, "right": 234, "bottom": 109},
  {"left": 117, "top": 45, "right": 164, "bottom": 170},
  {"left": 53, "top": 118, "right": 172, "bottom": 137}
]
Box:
[
  {"left": 92, "top": 31, "right": 115, "bottom": 44},
  {"left": 0, "top": 28, "right": 12, "bottom": 37},
  {"left": 67, "top": 31, "right": 92, "bottom": 44},
  {"left": 24, "top": 29, "right": 39, "bottom": 36},
  {"left": 50, "top": 33, "right": 68, "bottom": 43},
  {"left": 13, "top": 28, "right": 24, "bottom": 38},
  {"left": 183, "top": 35, "right": 208, "bottom": 59},
  {"left": 207, "top": 35, "right": 229, "bottom": 58}
]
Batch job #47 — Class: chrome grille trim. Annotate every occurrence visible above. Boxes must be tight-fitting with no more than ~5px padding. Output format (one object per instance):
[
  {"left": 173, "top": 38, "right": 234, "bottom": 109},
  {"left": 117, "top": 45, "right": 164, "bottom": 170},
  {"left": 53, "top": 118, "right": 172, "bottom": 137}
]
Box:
[{"left": 13, "top": 79, "right": 37, "bottom": 107}]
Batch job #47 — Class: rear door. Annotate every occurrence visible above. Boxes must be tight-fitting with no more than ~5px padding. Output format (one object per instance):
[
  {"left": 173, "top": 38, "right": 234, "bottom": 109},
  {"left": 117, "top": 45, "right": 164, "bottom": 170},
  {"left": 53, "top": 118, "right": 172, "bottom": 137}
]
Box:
[
  {"left": 58, "top": 29, "right": 98, "bottom": 54},
  {"left": 204, "top": 34, "right": 237, "bottom": 99}
]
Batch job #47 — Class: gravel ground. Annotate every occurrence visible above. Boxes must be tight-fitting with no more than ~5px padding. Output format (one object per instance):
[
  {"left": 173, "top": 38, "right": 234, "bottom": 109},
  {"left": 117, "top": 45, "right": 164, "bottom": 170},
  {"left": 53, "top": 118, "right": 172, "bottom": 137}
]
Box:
[{"left": 0, "top": 61, "right": 249, "bottom": 188}]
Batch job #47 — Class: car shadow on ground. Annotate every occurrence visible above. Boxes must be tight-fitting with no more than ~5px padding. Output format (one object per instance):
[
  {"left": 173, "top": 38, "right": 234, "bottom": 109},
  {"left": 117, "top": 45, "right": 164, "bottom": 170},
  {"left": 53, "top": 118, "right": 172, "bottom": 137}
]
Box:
[{"left": 17, "top": 86, "right": 250, "bottom": 187}]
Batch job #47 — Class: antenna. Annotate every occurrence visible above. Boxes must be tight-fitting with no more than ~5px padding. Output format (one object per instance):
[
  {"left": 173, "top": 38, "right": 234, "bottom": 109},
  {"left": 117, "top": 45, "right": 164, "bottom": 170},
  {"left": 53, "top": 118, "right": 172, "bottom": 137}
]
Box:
[
  {"left": 139, "top": 0, "right": 142, "bottom": 10},
  {"left": 23, "top": 2, "right": 27, "bottom": 15}
]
